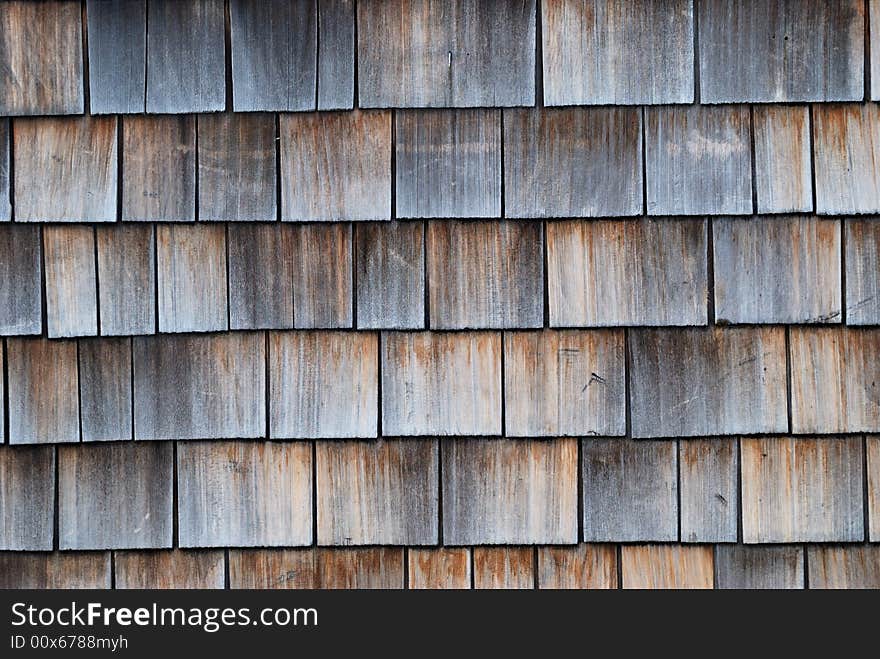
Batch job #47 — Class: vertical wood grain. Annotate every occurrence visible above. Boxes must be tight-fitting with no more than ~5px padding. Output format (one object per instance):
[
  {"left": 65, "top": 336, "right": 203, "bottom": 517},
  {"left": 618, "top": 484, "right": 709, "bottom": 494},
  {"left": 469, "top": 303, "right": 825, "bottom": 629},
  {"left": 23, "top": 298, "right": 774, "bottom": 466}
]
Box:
[
  {"left": 43, "top": 225, "right": 98, "bottom": 338},
  {"left": 844, "top": 218, "right": 880, "bottom": 324},
  {"left": 715, "top": 545, "right": 804, "bottom": 589},
  {"left": 96, "top": 224, "right": 156, "bottom": 336},
  {"left": 115, "top": 550, "right": 225, "bottom": 589},
  {"left": 537, "top": 545, "right": 618, "bottom": 589},
  {"left": 0, "top": 553, "right": 110, "bottom": 589},
  {"left": 408, "top": 548, "right": 471, "bottom": 589},
  {"left": 291, "top": 223, "right": 353, "bottom": 328},
  {"left": 869, "top": 437, "right": 880, "bottom": 541},
  {"left": 473, "top": 547, "right": 534, "bottom": 589},
  {"left": 79, "top": 338, "right": 132, "bottom": 442},
  {"left": 753, "top": 105, "right": 813, "bottom": 213},
  {"left": 0, "top": 445, "right": 54, "bottom": 550},
  {"left": 807, "top": 546, "right": 880, "bottom": 589},
  {"left": 679, "top": 438, "right": 738, "bottom": 542},
  {"left": 0, "top": 224, "right": 42, "bottom": 335},
  {"left": 317, "top": 0, "right": 355, "bottom": 110},
  {"left": 621, "top": 545, "right": 714, "bottom": 589},
  {"left": 0, "top": 119, "right": 8, "bottom": 220},
  {"left": 86, "top": 0, "right": 147, "bottom": 114}
]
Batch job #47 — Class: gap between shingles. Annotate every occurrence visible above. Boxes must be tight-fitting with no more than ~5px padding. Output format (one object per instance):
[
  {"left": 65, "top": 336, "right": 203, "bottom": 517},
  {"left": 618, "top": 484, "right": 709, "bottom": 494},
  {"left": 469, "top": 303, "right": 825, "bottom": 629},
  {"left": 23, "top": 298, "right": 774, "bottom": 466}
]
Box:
[
  {"left": 172, "top": 440, "right": 179, "bottom": 548},
  {"left": 1, "top": 340, "right": 8, "bottom": 446},
  {"left": 693, "top": 0, "right": 701, "bottom": 104},
  {"left": 224, "top": 0, "right": 233, "bottom": 111},
  {"left": 80, "top": 0, "right": 91, "bottom": 113}
]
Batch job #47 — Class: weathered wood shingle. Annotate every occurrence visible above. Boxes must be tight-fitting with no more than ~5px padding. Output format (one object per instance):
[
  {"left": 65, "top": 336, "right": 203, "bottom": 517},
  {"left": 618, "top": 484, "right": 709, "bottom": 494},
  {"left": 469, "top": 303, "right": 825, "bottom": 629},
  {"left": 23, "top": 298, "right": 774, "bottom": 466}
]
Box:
[
  {"left": 0, "top": 120, "right": 8, "bottom": 220},
  {"left": 621, "top": 545, "right": 714, "bottom": 589},
  {"left": 291, "top": 223, "right": 353, "bottom": 328},
  {"left": 0, "top": 553, "right": 110, "bottom": 589},
  {"left": 78, "top": 338, "right": 132, "bottom": 442},
  {"left": 870, "top": 436, "right": 879, "bottom": 541},
  {"left": 43, "top": 225, "right": 98, "bottom": 338},
  {"left": 808, "top": 546, "right": 880, "bottom": 589},
  {"left": 408, "top": 548, "right": 471, "bottom": 589},
  {"left": 753, "top": 105, "right": 813, "bottom": 214},
  {"left": 0, "top": 446, "right": 54, "bottom": 550},
  {"left": 317, "top": 0, "right": 355, "bottom": 110},
  {"left": 86, "top": 0, "right": 146, "bottom": 114},
  {"left": 96, "top": 225, "right": 156, "bottom": 336},
  {"left": 537, "top": 545, "right": 618, "bottom": 589},
  {"left": 0, "top": 225, "right": 42, "bottom": 335},
  {"left": 473, "top": 547, "right": 535, "bottom": 589},
  {"left": 845, "top": 219, "right": 880, "bottom": 324},
  {"left": 715, "top": 546, "right": 804, "bottom": 589},
  {"left": 679, "top": 438, "right": 738, "bottom": 543},
  {"left": 115, "top": 550, "right": 225, "bottom": 589}
]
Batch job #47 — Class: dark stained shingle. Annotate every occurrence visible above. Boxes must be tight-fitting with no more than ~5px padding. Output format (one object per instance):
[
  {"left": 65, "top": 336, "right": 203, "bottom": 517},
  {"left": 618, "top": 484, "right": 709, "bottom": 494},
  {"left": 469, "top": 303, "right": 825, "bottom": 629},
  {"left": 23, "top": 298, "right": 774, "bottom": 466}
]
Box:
[
  {"left": 408, "top": 548, "right": 471, "bottom": 589},
  {"left": 473, "top": 547, "right": 535, "bottom": 589},
  {"left": 537, "top": 545, "right": 618, "bottom": 590},
  {"left": 79, "top": 337, "right": 133, "bottom": 442},
  {"left": 0, "top": 446, "right": 54, "bottom": 551},
  {"left": 753, "top": 105, "right": 813, "bottom": 214},
  {"left": 0, "top": 224, "right": 42, "bottom": 335},
  {"left": 715, "top": 545, "right": 804, "bottom": 589},
  {"left": 0, "top": 553, "right": 111, "bottom": 589},
  {"left": 679, "top": 438, "right": 738, "bottom": 543},
  {"left": 96, "top": 224, "right": 156, "bottom": 336},
  {"left": 621, "top": 545, "right": 713, "bottom": 589},
  {"left": 808, "top": 546, "right": 880, "bottom": 589},
  {"left": 291, "top": 223, "right": 353, "bottom": 328},
  {"left": 0, "top": 120, "right": 8, "bottom": 220},
  {"left": 317, "top": 0, "right": 355, "bottom": 110},
  {"left": 86, "top": 0, "right": 147, "bottom": 114},
  {"left": 43, "top": 225, "right": 98, "bottom": 338},
  {"left": 845, "top": 219, "right": 880, "bottom": 325},
  {"left": 115, "top": 550, "right": 225, "bottom": 589}
]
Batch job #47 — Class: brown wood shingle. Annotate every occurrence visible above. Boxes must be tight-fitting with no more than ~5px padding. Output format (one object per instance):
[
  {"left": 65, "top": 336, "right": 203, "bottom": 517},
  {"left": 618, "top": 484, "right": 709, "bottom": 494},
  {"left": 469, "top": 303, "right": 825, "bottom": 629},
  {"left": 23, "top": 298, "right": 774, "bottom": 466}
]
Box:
[
  {"left": 844, "top": 218, "right": 880, "bottom": 324},
  {"left": 537, "top": 545, "right": 618, "bottom": 590},
  {"left": 408, "top": 548, "right": 471, "bottom": 589},
  {"left": 291, "top": 223, "right": 353, "bottom": 328},
  {"left": 473, "top": 547, "right": 535, "bottom": 589},
  {"left": 621, "top": 545, "right": 714, "bottom": 589},
  {"left": 96, "top": 224, "right": 156, "bottom": 336},
  {"left": 870, "top": 437, "right": 880, "bottom": 541},
  {"left": 115, "top": 550, "right": 225, "bottom": 589},
  {"left": 0, "top": 553, "right": 110, "bottom": 589},
  {"left": 43, "top": 225, "right": 98, "bottom": 338},
  {"left": 753, "top": 105, "right": 813, "bottom": 213},
  {"left": 807, "top": 546, "right": 880, "bottom": 589}
]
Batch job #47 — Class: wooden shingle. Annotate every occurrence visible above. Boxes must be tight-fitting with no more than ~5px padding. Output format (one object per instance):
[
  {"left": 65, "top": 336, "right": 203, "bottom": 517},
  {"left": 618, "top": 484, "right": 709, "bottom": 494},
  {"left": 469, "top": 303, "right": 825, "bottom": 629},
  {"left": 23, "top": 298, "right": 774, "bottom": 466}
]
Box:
[
  {"left": 713, "top": 216, "right": 841, "bottom": 324},
  {"left": 382, "top": 331, "right": 501, "bottom": 436},
  {"left": 715, "top": 546, "right": 804, "bottom": 589},
  {"left": 0, "top": 224, "right": 41, "bottom": 335},
  {"left": 355, "top": 221, "right": 425, "bottom": 330},
  {"left": 122, "top": 115, "right": 197, "bottom": 222},
  {"left": 43, "top": 225, "right": 98, "bottom": 338},
  {"left": 281, "top": 111, "right": 391, "bottom": 222},
  {"left": 230, "top": 0, "right": 316, "bottom": 112},
  {"left": 473, "top": 547, "right": 534, "bottom": 589},
  {"left": 7, "top": 338, "right": 79, "bottom": 445},
  {"left": 146, "top": 0, "right": 225, "bottom": 113},
  {"left": 753, "top": 105, "right": 813, "bottom": 214},
  {"left": 790, "top": 328, "right": 880, "bottom": 434},
  {"left": 270, "top": 331, "right": 378, "bottom": 439},
  {"left": 198, "top": 113, "right": 277, "bottom": 222},
  {"left": 0, "top": 120, "right": 8, "bottom": 220},
  {"left": 396, "top": 110, "right": 501, "bottom": 218},
  {"left": 504, "top": 330, "right": 625, "bottom": 437},
  {"left": 813, "top": 104, "right": 880, "bottom": 215},
  {"left": 537, "top": 545, "right": 618, "bottom": 590},
  {"left": 96, "top": 224, "right": 156, "bottom": 336},
  {"left": 443, "top": 438, "right": 578, "bottom": 545},
  {"left": 133, "top": 333, "right": 265, "bottom": 440},
  {"left": 542, "top": 0, "right": 694, "bottom": 105},
  {"left": 699, "top": 0, "right": 863, "bottom": 103},
  {"left": 408, "top": 548, "right": 471, "bottom": 589},
  {"left": 316, "top": 439, "right": 438, "bottom": 545},
  {"left": 317, "top": 0, "right": 355, "bottom": 110},
  {"left": 157, "top": 224, "right": 228, "bottom": 333},
  {"left": 86, "top": 0, "right": 146, "bottom": 114},
  {"left": 0, "top": 446, "right": 54, "bottom": 551},
  {"left": 115, "top": 550, "right": 225, "bottom": 589},
  {"left": 680, "top": 438, "right": 738, "bottom": 543},
  {"left": 178, "top": 441, "right": 312, "bottom": 548},
  {"left": 228, "top": 223, "right": 295, "bottom": 330},
  {"left": 808, "top": 546, "right": 880, "bottom": 589},
  {"left": 291, "top": 223, "right": 353, "bottom": 328},
  {"left": 0, "top": 553, "right": 110, "bottom": 589},
  {"left": 629, "top": 327, "right": 788, "bottom": 438},
  {"left": 646, "top": 105, "right": 752, "bottom": 215},
  {"left": 582, "top": 439, "right": 678, "bottom": 542},
  {"left": 546, "top": 219, "right": 707, "bottom": 326},
  {"left": 741, "top": 436, "right": 864, "bottom": 543},
  {"left": 621, "top": 545, "right": 714, "bottom": 589},
  {"left": 844, "top": 218, "right": 880, "bottom": 324},
  {"left": 427, "top": 220, "right": 542, "bottom": 329},
  {"left": 79, "top": 338, "right": 132, "bottom": 442},
  {"left": 58, "top": 442, "right": 173, "bottom": 550},
  {"left": 14, "top": 117, "right": 117, "bottom": 222},
  {"left": 504, "top": 108, "right": 642, "bottom": 218},
  {"left": 874, "top": 0, "right": 880, "bottom": 101},
  {"left": 357, "top": 0, "right": 535, "bottom": 108},
  {"left": 870, "top": 437, "right": 879, "bottom": 541},
  {"left": 0, "top": 1, "right": 83, "bottom": 115}
]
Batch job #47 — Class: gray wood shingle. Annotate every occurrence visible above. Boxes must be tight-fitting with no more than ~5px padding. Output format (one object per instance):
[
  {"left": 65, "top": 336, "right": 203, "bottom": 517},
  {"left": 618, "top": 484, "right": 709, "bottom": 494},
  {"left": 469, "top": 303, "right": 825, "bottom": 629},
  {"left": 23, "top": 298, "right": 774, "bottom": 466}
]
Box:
[
  {"left": 873, "top": 0, "right": 880, "bottom": 101},
  {"left": 292, "top": 223, "right": 353, "bottom": 328},
  {"left": 808, "top": 546, "right": 880, "bottom": 589},
  {"left": 115, "top": 550, "right": 225, "bottom": 589},
  {"left": 86, "top": 0, "right": 147, "bottom": 114},
  {"left": 43, "top": 225, "right": 98, "bottom": 338},
  {"left": 317, "top": 0, "right": 355, "bottom": 110},
  {"left": 621, "top": 545, "right": 714, "bottom": 589},
  {"left": 715, "top": 546, "right": 804, "bottom": 589},
  {"left": 680, "top": 438, "right": 738, "bottom": 543},
  {"left": 79, "top": 338, "right": 133, "bottom": 442},
  {"left": 0, "top": 553, "right": 110, "bottom": 589},
  {"left": 0, "top": 119, "right": 8, "bottom": 220},
  {"left": 537, "top": 545, "right": 618, "bottom": 590},
  {"left": 870, "top": 436, "right": 879, "bottom": 541},
  {"left": 753, "top": 105, "right": 813, "bottom": 214},
  {"left": 0, "top": 224, "right": 42, "bottom": 335},
  {"left": 96, "top": 224, "right": 156, "bottom": 336},
  {"left": 845, "top": 218, "right": 880, "bottom": 324},
  {"left": 0, "top": 445, "right": 54, "bottom": 550}
]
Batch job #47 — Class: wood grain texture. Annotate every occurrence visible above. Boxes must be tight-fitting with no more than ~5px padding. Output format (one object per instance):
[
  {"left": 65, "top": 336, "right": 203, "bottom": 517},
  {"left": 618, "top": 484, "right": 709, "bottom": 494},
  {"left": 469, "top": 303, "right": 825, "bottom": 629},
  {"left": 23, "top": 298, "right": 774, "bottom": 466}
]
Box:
[
  {"left": 228, "top": 223, "right": 295, "bottom": 330},
  {"left": 115, "top": 550, "right": 225, "bottom": 589},
  {"left": 317, "top": 0, "right": 355, "bottom": 110},
  {"left": 0, "top": 445, "right": 54, "bottom": 550},
  {"left": 0, "top": 553, "right": 110, "bottom": 589},
  {"left": 78, "top": 338, "right": 132, "bottom": 442},
  {"left": 146, "top": 0, "right": 225, "bottom": 113},
  {"left": 316, "top": 439, "right": 438, "bottom": 545},
  {"left": 0, "top": 224, "right": 41, "bottom": 335},
  {"left": 381, "top": 331, "right": 501, "bottom": 436},
  {"left": 870, "top": 437, "right": 879, "bottom": 541},
  {"left": 0, "top": 1, "right": 83, "bottom": 115},
  {"left": 269, "top": 331, "right": 378, "bottom": 439},
  {"left": 646, "top": 105, "right": 752, "bottom": 215},
  {"left": 133, "top": 332, "right": 265, "bottom": 440},
  {"left": 156, "top": 223, "right": 228, "bottom": 333},
  {"left": 291, "top": 223, "right": 353, "bottom": 328},
  {"left": 813, "top": 104, "right": 880, "bottom": 215},
  {"left": 0, "top": 348, "right": 3, "bottom": 440},
  {"left": 504, "top": 330, "right": 625, "bottom": 437},
  {"left": 427, "top": 220, "right": 542, "bottom": 329},
  {"left": 58, "top": 442, "right": 173, "bottom": 550},
  {"left": 178, "top": 441, "right": 312, "bottom": 548},
  {"left": 229, "top": 548, "right": 404, "bottom": 589},
  {"left": 358, "top": 0, "right": 535, "bottom": 108},
  {"left": 753, "top": 105, "right": 813, "bottom": 213},
  {"left": 408, "top": 548, "right": 470, "bottom": 589},
  {"left": 873, "top": 0, "right": 880, "bottom": 100},
  {"left": 629, "top": 327, "right": 788, "bottom": 438},
  {"left": 396, "top": 110, "right": 500, "bottom": 218},
  {"left": 96, "top": 224, "right": 156, "bottom": 336},
  {"left": 621, "top": 545, "right": 713, "bottom": 589},
  {"left": 86, "top": 0, "right": 146, "bottom": 114},
  {"left": 699, "top": 0, "right": 863, "bottom": 103},
  {"left": 198, "top": 113, "right": 276, "bottom": 221},
  {"left": 7, "top": 338, "right": 79, "bottom": 445},
  {"left": 582, "top": 439, "right": 678, "bottom": 542},
  {"left": 504, "top": 107, "right": 642, "bottom": 218},
  {"left": 845, "top": 218, "right": 880, "bottom": 324},
  {"left": 713, "top": 216, "right": 841, "bottom": 324},
  {"left": 281, "top": 111, "right": 390, "bottom": 221},
  {"left": 355, "top": 221, "right": 425, "bottom": 329},
  {"left": 230, "top": 0, "right": 316, "bottom": 111},
  {"left": 546, "top": 218, "right": 707, "bottom": 326},
  {"left": 808, "top": 546, "right": 880, "bottom": 589},
  {"left": 122, "top": 115, "right": 196, "bottom": 221},
  {"left": 715, "top": 546, "right": 804, "bottom": 589},
  {"left": 43, "top": 225, "right": 97, "bottom": 338},
  {"left": 679, "top": 438, "right": 738, "bottom": 543},
  {"left": 790, "top": 327, "right": 880, "bottom": 433},
  {"left": 542, "top": 0, "right": 693, "bottom": 105},
  {"left": 473, "top": 547, "right": 534, "bottom": 589},
  {"left": 741, "top": 436, "right": 864, "bottom": 543},
  {"left": 0, "top": 119, "right": 8, "bottom": 220},
  {"left": 443, "top": 438, "right": 578, "bottom": 545},
  {"left": 537, "top": 545, "right": 617, "bottom": 589},
  {"left": 14, "top": 117, "right": 117, "bottom": 222}
]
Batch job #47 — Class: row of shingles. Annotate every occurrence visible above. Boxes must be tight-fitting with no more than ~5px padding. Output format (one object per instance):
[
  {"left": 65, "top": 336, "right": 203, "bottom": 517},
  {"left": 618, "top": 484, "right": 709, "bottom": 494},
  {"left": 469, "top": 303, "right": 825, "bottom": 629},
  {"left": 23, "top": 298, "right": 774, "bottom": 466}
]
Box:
[{"left": 3, "top": 544, "right": 880, "bottom": 589}]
